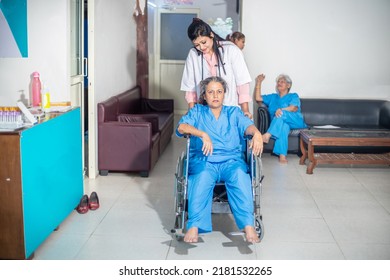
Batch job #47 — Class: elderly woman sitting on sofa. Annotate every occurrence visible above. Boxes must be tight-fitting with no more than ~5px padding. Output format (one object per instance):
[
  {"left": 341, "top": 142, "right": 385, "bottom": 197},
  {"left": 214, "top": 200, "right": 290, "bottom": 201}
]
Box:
[{"left": 255, "top": 74, "right": 307, "bottom": 163}]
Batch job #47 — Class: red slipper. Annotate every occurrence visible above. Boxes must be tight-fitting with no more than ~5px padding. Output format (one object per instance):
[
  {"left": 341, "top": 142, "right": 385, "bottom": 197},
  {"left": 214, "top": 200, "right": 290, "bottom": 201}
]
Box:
[
  {"left": 76, "top": 195, "right": 89, "bottom": 214},
  {"left": 89, "top": 191, "right": 99, "bottom": 210}
]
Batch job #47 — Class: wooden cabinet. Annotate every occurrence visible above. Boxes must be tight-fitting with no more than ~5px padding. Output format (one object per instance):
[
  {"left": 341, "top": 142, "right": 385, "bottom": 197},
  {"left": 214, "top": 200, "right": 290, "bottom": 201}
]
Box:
[{"left": 0, "top": 108, "right": 83, "bottom": 259}]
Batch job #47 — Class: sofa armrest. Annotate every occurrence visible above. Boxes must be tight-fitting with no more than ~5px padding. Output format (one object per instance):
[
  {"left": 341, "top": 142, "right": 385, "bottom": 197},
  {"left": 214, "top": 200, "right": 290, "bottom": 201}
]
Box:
[
  {"left": 118, "top": 114, "right": 159, "bottom": 134},
  {"left": 257, "top": 104, "right": 270, "bottom": 134},
  {"left": 141, "top": 98, "right": 174, "bottom": 113},
  {"left": 379, "top": 101, "right": 390, "bottom": 129},
  {"left": 98, "top": 121, "right": 155, "bottom": 171}
]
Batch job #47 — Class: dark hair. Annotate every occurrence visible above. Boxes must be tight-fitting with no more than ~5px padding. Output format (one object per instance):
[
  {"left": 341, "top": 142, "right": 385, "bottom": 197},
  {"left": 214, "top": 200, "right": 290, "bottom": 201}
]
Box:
[
  {"left": 187, "top": 18, "right": 226, "bottom": 75},
  {"left": 198, "top": 76, "right": 227, "bottom": 105},
  {"left": 187, "top": 18, "right": 225, "bottom": 42}
]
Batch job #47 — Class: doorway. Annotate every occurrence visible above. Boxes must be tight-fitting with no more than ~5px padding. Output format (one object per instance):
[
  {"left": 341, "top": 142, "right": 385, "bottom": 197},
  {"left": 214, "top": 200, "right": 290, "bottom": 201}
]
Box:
[
  {"left": 154, "top": 8, "right": 199, "bottom": 114},
  {"left": 70, "top": 0, "right": 85, "bottom": 175},
  {"left": 70, "top": 0, "right": 95, "bottom": 178}
]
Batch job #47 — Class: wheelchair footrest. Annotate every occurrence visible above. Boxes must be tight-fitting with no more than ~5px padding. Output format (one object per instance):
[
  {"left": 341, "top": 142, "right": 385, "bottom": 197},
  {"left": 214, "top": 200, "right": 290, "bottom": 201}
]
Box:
[{"left": 228, "top": 231, "right": 245, "bottom": 236}]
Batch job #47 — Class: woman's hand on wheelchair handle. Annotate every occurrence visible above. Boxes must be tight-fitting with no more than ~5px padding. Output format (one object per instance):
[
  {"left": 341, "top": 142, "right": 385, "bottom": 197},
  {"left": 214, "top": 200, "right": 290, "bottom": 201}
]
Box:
[{"left": 244, "top": 111, "right": 253, "bottom": 119}]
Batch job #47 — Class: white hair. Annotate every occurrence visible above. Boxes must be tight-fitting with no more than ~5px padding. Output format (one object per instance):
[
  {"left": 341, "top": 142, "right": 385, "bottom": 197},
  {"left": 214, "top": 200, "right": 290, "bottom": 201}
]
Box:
[{"left": 275, "top": 74, "right": 292, "bottom": 93}]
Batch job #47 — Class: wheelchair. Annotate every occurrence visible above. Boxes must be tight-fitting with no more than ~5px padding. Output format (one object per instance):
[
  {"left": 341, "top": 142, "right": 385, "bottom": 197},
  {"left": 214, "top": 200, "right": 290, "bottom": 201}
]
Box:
[{"left": 171, "top": 135, "right": 265, "bottom": 241}]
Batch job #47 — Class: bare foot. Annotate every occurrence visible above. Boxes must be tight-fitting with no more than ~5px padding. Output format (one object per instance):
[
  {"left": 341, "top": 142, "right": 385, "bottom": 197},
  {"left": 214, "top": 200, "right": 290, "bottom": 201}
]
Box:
[
  {"left": 184, "top": 227, "right": 198, "bottom": 243},
  {"left": 244, "top": 225, "right": 260, "bottom": 243},
  {"left": 262, "top": 133, "right": 271, "bottom": 143},
  {"left": 279, "top": 155, "right": 288, "bottom": 164}
]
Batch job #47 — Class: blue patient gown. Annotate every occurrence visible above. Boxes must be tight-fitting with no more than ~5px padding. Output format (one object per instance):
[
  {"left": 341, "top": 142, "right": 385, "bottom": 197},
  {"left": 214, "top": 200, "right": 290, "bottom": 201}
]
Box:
[
  {"left": 176, "top": 105, "right": 254, "bottom": 233},
  {"left": 262, "top": 93, "right": 307, "bottom": 156}
]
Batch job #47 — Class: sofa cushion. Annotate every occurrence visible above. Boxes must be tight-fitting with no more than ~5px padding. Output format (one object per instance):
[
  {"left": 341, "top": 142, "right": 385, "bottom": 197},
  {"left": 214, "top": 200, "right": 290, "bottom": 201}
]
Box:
[
  {"left": 141, "top": 98, "right": 174, "bottom": 113},
  {"left": 301, "top": 99, "right": 385, "bottom": 127},
  {"left": 118, "top": 113, "right": 159, "bottom": 134},
  {"left": 157, "top": 112, "right": 174, "bottom": 131},
  {"left": 116, "top": 87, "right": 142, "bottom": 114}
]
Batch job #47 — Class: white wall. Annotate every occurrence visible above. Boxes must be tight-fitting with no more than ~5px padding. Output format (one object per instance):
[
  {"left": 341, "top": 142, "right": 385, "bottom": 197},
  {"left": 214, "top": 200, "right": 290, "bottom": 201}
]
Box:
[
  {"left": 93, "top": 0, "right": 137, "bottom": 104},
  {"left": 0, "top": 0, "right": 137, "bottom": 106},
  {"left": 0, "top": 0, "right": 69, "bottom": 106},
  {"left": 88, "top": 0, "right": 137, "bottom": 178},
  {"left": 242, "top": 0, "right": 390, "bottom": 100},
  {"left": 148, "top": 0, "right": 240, "bottom": 31},
  {"left": 0, "top": 0, "right": 138, "bottom": 178}
]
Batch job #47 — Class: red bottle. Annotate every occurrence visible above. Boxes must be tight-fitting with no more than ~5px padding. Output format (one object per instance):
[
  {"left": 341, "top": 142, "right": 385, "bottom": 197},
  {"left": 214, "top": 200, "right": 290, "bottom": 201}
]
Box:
[{"left": 32, "top": 71, "right": 41, "bottom": 107}]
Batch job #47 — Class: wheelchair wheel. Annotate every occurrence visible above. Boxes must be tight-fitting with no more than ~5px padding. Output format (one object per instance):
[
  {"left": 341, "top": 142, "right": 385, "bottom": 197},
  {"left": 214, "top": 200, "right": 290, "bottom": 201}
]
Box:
[
  {"left": 172, "top": 151, "right": 188, "bottom": 240},
  {"left": 252, "top": 155, "right": 264, "bottom": 241},
  {"left": 255, "top": 216, "right": 265, "bottom": 241}
]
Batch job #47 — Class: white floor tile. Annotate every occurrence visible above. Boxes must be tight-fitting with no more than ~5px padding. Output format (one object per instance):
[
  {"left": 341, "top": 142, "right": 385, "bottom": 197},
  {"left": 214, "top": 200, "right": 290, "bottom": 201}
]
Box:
[
  {"left": 75, "top": 235, "right": 170, "bottom": 260},
  {"left": 316, "top": 199, "right": 390, "bottom": 220},
  {"left": 325, "top": 216, "right": 390, "bottom": 244},
  {"left": 338, "top": 242, "right": 390, "bottom": 260},
  {"left": 308, "top": 182, "right": 376, "bottom": 201},
  {"left": 31, "top": 115, "right": 390, "bottom": 260},
  {"left": 262, "top": 216, "right": 335, "bottom": 243},
  {"left": 255, "top": 241, "right": 345, "bottom": 260},
  {"left": 34, "top": 233, "right": 90, "bottom": 260}
]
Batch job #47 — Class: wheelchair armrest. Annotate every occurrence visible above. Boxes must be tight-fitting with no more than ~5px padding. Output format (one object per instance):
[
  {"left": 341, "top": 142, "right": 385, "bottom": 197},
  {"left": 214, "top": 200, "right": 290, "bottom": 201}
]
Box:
[{"left": 257, "top": 105, "right": 270, "bottom": 134}]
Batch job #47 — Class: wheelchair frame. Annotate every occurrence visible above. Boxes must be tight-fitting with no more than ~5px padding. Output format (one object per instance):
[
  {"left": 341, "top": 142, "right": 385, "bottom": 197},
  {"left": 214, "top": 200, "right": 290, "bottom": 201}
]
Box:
[{"left": 171, "top": 136, "right": 265, "bottom": 241}]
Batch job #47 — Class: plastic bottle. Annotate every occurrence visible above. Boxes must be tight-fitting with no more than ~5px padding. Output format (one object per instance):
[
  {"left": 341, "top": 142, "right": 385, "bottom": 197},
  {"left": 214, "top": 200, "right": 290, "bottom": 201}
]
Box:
[
  {"left": 32, "top": 71, "right": 41, "bottom": 107},
  {"left": 41, "top": 83, "right": 51, "bottom": 112}
]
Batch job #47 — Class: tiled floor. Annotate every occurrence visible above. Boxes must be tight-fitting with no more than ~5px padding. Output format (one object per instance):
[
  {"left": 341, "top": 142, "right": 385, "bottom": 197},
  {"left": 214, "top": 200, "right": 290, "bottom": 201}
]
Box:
[{"left": 34, "top": 116, "right": 390, "bottom": 260}]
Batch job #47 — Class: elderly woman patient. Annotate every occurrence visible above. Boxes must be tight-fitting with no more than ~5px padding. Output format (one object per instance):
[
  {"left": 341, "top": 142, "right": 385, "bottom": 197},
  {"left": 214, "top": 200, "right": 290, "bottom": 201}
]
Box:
[
  {"left": 176, "top": 76, "right": 263, "bottom": 243},
  {"left": 255, "top": 74, "right": 307, "bottom": 163}
]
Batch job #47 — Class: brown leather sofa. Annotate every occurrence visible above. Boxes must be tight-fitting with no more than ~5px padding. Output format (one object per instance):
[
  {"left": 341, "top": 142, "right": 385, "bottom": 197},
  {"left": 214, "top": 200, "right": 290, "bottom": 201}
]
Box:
[{"left": 98, "top": 86, "right": 174, "bottom": 177}]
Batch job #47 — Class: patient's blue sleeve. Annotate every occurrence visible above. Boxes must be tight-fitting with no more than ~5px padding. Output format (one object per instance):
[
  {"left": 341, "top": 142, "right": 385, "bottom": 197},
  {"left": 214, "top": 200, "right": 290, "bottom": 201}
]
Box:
[{"left": 175, "top": 105, "right": 200, "bottom": 137}]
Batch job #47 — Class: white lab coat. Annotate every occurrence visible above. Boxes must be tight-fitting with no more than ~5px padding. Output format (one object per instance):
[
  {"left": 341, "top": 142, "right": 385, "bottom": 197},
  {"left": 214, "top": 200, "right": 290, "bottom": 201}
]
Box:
[{"left": 180, "top": 41, "right": 252, "bottom": 107}]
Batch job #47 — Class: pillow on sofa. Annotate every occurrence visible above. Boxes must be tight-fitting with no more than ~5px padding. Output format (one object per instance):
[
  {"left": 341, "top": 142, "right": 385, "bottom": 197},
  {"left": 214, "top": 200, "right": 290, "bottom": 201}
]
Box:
[{"left": 118, "top": 114, "right": 159, "bottom": 134}]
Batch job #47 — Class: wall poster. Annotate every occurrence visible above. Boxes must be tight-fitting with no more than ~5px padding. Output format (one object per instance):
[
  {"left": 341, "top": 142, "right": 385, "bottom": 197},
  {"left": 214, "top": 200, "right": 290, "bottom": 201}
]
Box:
[{"left": 0, "top": 0, "right": 28, "bottom": 58}]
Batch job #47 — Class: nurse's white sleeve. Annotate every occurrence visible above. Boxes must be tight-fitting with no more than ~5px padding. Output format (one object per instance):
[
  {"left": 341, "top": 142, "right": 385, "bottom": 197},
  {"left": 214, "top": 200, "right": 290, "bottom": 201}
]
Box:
[
  {"left": 230, "top": 46, "right": 251, "bottom": 86},
  {"left": 180, "top": 50, "right": 197, "bottom": 92}
]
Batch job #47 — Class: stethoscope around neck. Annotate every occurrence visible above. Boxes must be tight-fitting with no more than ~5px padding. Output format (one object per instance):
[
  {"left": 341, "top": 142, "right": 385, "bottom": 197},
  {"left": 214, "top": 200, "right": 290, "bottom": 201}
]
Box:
[{"left": 196, "top": 46, "right": 227, "bottom": 80}]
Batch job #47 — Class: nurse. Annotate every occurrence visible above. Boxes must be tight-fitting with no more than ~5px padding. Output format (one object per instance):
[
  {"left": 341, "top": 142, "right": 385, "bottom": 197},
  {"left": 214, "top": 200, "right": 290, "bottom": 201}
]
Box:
[
  {"left": 226, "top": 31, "right": 246, "bottom": 50},
  {"left": 180, "top": 18, "right": 252, "bottom": 119},
  {"left": 255, "top": 73, "right": 307, "bottom": 163},
  {"left": 176, "top": 76, "right": 263, "bottom": 243}
]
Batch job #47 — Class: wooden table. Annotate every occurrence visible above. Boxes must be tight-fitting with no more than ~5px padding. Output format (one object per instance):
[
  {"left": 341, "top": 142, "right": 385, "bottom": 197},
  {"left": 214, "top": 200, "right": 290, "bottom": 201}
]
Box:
[{"left": 299, "top": 130, "right": 390, "bottom": 174}]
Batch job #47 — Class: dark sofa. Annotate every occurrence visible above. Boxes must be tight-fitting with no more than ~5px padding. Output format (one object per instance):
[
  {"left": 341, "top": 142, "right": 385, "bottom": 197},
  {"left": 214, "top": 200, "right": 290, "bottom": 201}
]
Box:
[
  {"left": 98, "top": 86, "right": 174, "bottom": 177},
  {"left": 257, "top": 98, "right": 390, "bottom": 154}
]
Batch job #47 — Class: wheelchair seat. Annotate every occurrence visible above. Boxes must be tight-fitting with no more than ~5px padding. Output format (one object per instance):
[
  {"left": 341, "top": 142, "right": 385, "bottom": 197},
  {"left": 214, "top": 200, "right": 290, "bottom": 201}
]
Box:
[{"left": 171, "top": 136, "right": 265, "bottom": 241}]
